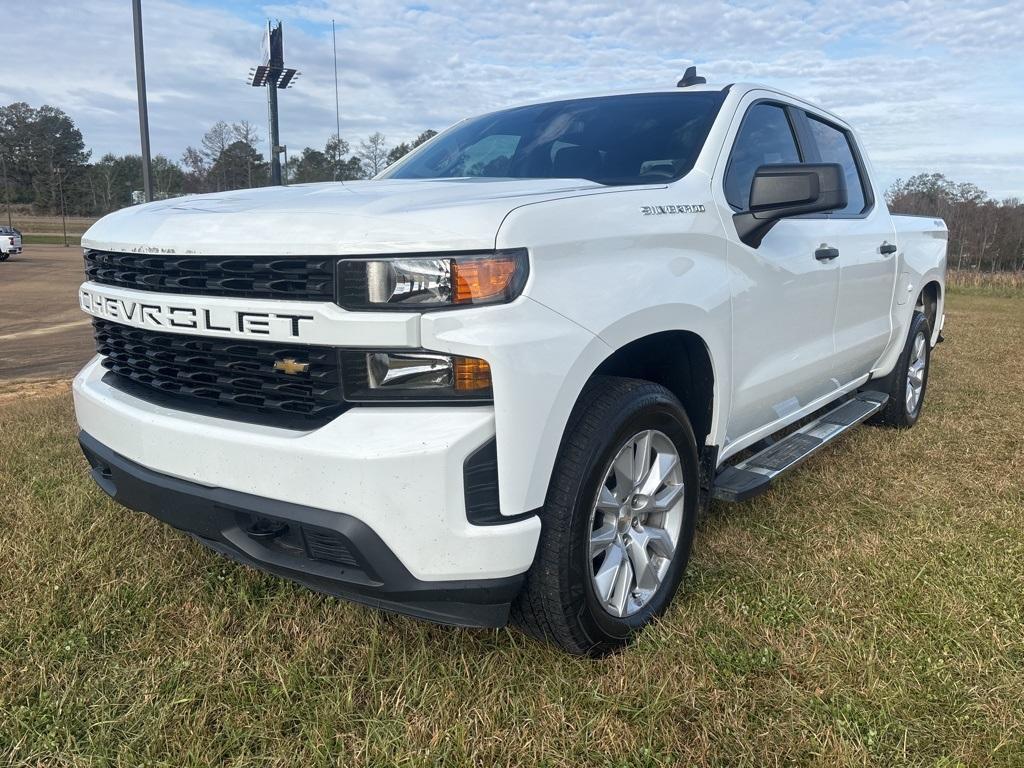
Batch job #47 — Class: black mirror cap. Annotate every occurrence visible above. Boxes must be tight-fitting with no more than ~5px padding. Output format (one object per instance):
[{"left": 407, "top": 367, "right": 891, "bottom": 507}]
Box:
[{"left": 734, "top": 163, "right": 848, "bottom": 248}]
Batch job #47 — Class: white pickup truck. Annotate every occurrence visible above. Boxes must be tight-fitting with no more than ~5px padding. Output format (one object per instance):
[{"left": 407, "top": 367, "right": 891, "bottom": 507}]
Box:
[
  {"left": 0, "top": 226, "right": 22, "bottom": 260},
  {"left": 74, "top": 73, "right": 946, "bottom": 655}
]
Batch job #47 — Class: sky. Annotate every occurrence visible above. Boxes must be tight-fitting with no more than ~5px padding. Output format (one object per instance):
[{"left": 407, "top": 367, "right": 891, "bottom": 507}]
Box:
[{"left": 6, "top": 0, "right": 1024, "bottom": 198}]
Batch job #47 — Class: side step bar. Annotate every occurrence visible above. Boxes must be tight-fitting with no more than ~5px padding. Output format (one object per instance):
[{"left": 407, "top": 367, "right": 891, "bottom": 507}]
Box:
[{"left": 712, "top": 391, "right": 889, "bottom": 503}]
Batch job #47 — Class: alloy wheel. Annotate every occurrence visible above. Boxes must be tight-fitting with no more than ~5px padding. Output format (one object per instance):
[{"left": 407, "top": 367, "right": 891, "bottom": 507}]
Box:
[
  {"left": 588, "top": 429, "right": 685, "bottom": 617},
  {"left": 906, "top": 331, "right": 927, "bottom": 415}
]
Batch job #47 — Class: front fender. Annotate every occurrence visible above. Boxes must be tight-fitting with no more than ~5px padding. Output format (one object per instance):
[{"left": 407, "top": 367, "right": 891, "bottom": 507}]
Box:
[{"left": 421, "top": 297, "right": 612, "bottom": 516}]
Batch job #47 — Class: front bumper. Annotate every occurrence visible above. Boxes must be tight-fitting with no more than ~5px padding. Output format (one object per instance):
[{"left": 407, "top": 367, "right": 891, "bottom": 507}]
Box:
[
  {"left": 73, "top": 356, "right": 541, "bottom": 585},
  {"left": 79, "top": 432, "right": 524, "bottom": 627}
]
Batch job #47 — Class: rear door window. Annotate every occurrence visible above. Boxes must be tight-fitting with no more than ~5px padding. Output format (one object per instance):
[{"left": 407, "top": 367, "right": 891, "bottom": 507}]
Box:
[
  {"left": 805, "top": 116, "right": 868, "bottom": 215},
  {"left": 724, "top": 103, "right": 802, "bottom": 211}
]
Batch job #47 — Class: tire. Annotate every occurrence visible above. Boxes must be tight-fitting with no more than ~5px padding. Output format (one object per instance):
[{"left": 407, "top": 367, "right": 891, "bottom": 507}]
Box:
[
  {"left": 512, "top": 376, "right": 700, "bottom": 656},
  {"left": 0, "top": 253, "right": 9, "bottom": 262},
  {"left": 869, "top": 310, "right": 931, "bottom": 428}
]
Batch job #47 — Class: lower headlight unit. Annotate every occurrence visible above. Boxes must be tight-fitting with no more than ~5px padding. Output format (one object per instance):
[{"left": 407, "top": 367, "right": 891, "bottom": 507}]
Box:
[{"left": 341, "top": 350, "right": 493, "bottom": 403}]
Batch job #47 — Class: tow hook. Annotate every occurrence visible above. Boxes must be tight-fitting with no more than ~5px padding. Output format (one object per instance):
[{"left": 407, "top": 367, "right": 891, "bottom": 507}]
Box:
[{"left": 245, "top": 516, "right": 289, "bottom": 541}]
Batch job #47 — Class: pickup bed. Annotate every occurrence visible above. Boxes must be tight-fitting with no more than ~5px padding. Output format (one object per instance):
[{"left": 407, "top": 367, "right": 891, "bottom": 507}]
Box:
[{"left": 74, "top": 76, "right": 946, "bottom": 655}]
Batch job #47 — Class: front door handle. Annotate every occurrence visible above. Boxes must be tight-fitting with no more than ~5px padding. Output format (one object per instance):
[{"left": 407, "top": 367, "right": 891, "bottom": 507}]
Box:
[
  {"left": 880, "top": 242, "right": 898, "bottom": 255},
  {"left": 815, "top": 246, "right": 840, "bottom": 261}
]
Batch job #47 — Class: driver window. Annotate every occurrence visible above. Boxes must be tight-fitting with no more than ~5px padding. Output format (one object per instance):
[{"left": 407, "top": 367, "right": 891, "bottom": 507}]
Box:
[{"left": 724, "top": 104, "right": 801, "bottom": 210}]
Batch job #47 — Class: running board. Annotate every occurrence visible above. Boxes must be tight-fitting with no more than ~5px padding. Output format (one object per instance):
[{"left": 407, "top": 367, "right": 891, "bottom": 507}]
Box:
[{"left": 712, "top": 391, "right": 889, "bottom": 503}]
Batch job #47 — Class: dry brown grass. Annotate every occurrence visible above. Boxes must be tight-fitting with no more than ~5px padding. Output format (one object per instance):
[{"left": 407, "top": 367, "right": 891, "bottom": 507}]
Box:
[
  {"left": 947, "top": 268, "right": 1024, "bottom": 296},
  {"left": 0, "top": 379, "right": 71, "bottom": 406},
  {"left": 1, "top": 292, "right": 1022, "bottom": 766},
  {"left": 9, "top": 214, "right": 98, "bottom": 237}
]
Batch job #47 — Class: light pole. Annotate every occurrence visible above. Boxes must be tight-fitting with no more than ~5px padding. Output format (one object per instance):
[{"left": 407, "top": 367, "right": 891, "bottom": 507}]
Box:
[
  {"left": 132, "top": 0, "right": 154, "bottom": 202},
  {"left": 54, "top": 167, "right": 68, "bottom": 247},
  {"left": 332, "top": 19, "right": 341, "bottom": 180},
  {"left": 248, "top": 22, "right": 298, "bottom": 187},
  {"left": 0, "top": 151, "right": 12, "bottom": 229},
  {"left": 267, "top": 76, "right": 282, "bottom": 185}
]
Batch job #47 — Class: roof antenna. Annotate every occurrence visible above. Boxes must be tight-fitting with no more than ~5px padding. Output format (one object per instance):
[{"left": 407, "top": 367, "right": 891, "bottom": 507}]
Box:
[{"left": 677, "top": 66, "right": 706, "bottom": 87}]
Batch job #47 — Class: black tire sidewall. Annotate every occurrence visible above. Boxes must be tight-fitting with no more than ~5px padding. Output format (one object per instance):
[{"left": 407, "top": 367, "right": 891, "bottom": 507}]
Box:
[
  {"left": 901, "top": 312, "right": 931, "bottom": 426},
  {"left": 567, "top": 390, "right": 700, "bottom": 645}
]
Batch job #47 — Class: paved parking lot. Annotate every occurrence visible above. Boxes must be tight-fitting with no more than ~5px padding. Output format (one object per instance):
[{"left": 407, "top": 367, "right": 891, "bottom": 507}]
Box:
[{"left": 0, "top": 244, "right": 94, "bottom": 384}]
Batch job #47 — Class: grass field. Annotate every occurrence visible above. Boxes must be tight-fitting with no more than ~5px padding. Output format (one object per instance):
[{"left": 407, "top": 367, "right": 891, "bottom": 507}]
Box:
[
  {"left": 1, "top": 292, "right": 1021, "bottom": 767},
  {"left": 19, "top": 234, "right": 82, "bottom": 246},
  {"left": 7, "top": 214, "right": 97, "bottom": 238},
  {"left": 947, "top": 269, "right": 1024, "bottom": 298}
]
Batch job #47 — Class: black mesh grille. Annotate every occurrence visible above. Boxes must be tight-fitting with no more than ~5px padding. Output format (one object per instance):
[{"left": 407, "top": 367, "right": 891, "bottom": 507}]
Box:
[
  {"left": 84, "top": 249, "right": 335, "bottom": 301},
  {"left": 302, "top": 528, "right": 360, "bottom": 567},
  {"left": 93, "top": 319, "right": 345, "bottom": 426}
]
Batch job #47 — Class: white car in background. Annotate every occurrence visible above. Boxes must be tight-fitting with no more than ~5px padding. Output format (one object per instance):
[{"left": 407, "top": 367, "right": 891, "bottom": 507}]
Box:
[
  {"left": 73, "top": 71, "right": 947, "bottom": 655},
  {"left": 0, "top": 226, "right": 22, "bottom": 260}
]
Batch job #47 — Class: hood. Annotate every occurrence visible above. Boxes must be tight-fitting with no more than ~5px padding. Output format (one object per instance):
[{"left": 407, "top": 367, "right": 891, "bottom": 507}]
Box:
[{"left": 81, "top": 178, "right": 619, "bottom": 256}]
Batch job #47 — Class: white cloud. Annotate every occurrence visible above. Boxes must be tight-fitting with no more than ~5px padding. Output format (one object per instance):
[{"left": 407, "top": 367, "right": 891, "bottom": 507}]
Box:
[{"left": 3, "top": 0, "right": 1023, "bottom": 196}]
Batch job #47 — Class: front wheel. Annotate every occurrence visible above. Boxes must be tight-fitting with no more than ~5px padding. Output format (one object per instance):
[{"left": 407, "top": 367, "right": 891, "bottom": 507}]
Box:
[{"left": 512, "top": 376, "right": 700, "bottom": 656}]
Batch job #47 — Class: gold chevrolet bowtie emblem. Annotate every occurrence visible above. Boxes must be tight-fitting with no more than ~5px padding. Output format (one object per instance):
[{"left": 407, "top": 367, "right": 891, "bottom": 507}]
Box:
[{"left": 273, "top": 357, "right": 310, "bottom": 375}]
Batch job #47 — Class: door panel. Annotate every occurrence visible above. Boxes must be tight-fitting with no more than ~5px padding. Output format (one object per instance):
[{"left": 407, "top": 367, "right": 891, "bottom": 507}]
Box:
[
  {"left": 727, "top": 218, "right": 840, "bottom": 444},
  {"left": 829, "top": 211, "right": 898, "bottom": 384},
  {"left": 800, "top": 113, "right": 897, "bottom": 385},
  {"left": 719, "top": 98, "right": 841, "bottom": 446}
]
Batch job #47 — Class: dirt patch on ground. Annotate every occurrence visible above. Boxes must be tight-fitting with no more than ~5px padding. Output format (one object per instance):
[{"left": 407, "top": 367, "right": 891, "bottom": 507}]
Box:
[{"left": 0, "top": 378, "right": 71, "bottom": 405}]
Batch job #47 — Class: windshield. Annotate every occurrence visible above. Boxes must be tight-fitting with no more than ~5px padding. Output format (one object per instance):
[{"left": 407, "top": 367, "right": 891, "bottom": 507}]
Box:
[{"left": 382, "top": 91, "right": 726, "bottom": 186}]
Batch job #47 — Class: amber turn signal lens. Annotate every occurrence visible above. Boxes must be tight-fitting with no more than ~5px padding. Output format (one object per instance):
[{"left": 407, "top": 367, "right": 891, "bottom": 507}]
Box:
[
  {"left": 454, "top": 356, "right": 492, "bottom": 392},
  {"left": 452, "top": 255, "right": 520, "bottom": 304}
]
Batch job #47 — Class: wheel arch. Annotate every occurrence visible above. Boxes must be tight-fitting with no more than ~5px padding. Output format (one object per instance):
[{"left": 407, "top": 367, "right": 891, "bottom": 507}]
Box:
[
  {"left": 590, "top": 330, "right": 716, "bottom": 449},
  {"left": 918, "top": 280, "right": 942, "bottom": 341}
]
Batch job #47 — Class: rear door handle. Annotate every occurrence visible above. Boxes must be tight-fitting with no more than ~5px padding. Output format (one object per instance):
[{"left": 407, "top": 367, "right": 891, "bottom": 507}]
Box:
[
  {"left": 880, "top": 242, "right": 898, "bottom": 255},
  {"left": 815, "top": 246, "right": 840, "bottom": 261}
]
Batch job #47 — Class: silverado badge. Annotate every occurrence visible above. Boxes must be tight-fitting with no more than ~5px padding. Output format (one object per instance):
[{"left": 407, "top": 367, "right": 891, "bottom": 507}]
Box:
[{"left": 640, "top": 204, "right": 706, "bottom": 215}]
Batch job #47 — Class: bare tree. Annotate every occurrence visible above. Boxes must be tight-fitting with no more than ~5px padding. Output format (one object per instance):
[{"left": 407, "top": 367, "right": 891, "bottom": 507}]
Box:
[
  {"left": 231, "top": 121, "right": 262, "bottom": 188},
  {"left": 232, "top": 120, "right": 261, "bottom": 150},
  {"left": 357, "top": 132, "right": 389, "bottom": 177},
  {"left": 201, "top": 121, "right": 233, "bottom": 190},
  {"left": 181, "top": 146, "right": 208, "bottom": 193}
]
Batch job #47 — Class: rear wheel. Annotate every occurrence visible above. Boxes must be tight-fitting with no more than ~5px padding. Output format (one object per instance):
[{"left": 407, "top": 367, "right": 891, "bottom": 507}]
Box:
[
  {"left": 513, "top": 376, "right": 700, "bottom": 656},
  {"left": 870, "top": 310, "right": 931, "bottom": 428}
]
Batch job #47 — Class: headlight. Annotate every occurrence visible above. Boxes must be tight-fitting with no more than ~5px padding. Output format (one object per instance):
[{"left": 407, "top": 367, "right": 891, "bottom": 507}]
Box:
[
  {"left": 336, "top": 249, "right": 528, "bottom": 310},
  {"left": 340, "top": 350, "right": 493, "bottom": 402}
]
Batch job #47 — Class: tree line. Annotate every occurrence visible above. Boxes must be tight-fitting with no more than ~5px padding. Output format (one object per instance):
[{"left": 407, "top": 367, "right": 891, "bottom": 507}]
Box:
[
  {"left": 2, "top": 101, "right": 1021, "bottom": 271},
  {"left": 0, "top": 101, "right": 436, "bottom": 216},
  {"left": 887, "top": 173, "right": 1024, "bottom": 272}
]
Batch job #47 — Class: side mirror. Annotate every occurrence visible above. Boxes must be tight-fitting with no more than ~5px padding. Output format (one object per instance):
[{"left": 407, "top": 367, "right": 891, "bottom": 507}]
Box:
[{"left": 733, "top": 163, "right": 847, "bottom": 247}]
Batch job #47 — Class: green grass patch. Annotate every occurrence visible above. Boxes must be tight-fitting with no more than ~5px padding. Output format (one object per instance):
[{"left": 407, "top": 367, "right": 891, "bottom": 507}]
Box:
[
  {"left": 20, "top": 233, "right": 82, "bottom": 246},
  {"left": 1, "top": 293, "right": 1022, "bottom": 766}
]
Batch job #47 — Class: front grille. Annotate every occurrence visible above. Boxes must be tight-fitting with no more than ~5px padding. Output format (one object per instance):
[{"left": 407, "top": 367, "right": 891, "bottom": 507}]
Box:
[
  {"left": 84, "top": 249, "right": 335, "bottom": 301},
  {"left": 93, "top": 319, "right": 345, "bottom": 426}
]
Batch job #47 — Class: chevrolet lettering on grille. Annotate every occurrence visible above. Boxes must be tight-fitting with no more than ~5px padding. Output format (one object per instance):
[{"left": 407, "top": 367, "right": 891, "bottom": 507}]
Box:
[{"left": 79, "top": 287, "right": 314, "bottom": 339}]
